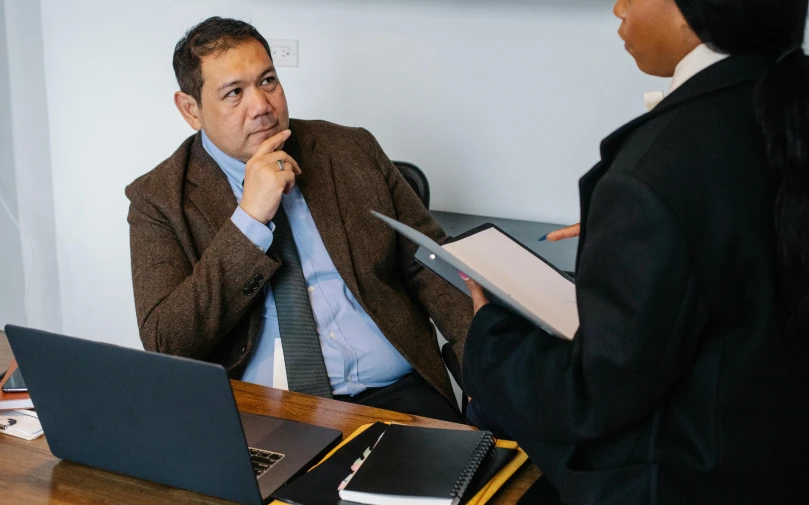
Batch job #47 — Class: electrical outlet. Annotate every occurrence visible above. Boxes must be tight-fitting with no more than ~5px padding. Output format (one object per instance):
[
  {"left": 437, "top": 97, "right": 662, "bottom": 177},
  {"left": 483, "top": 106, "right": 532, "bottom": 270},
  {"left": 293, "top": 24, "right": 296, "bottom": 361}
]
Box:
[{"left": 267, "top": 39, "right": 299, "bottom": 68}]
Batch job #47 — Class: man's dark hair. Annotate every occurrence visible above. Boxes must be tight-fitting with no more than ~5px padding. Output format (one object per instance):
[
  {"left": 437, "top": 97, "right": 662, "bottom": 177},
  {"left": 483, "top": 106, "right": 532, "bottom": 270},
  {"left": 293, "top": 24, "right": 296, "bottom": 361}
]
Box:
[{"left": 173, "top": 17, "right": 272, "bottom": 104}]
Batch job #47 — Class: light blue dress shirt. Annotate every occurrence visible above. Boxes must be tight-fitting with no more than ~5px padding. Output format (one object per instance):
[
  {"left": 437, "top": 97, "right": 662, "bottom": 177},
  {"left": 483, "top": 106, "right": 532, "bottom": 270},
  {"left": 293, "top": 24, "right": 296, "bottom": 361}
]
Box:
[{"left": 201, "top": 130, "right": 412, "bottom": 396}]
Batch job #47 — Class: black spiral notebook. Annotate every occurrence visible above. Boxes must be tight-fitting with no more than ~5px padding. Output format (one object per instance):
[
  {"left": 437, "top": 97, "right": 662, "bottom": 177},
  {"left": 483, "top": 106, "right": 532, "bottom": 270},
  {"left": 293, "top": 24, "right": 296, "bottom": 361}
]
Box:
[{"left": 338, "top": 424, "right": 495, "bottom": 505}]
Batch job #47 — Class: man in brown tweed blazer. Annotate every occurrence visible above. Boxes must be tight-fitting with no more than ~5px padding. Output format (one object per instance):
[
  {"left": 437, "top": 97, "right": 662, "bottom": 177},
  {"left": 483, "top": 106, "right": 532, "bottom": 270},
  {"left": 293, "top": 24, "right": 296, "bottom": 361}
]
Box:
[{"left": 125, "top": 17, "right": 472, "bottom": 422}]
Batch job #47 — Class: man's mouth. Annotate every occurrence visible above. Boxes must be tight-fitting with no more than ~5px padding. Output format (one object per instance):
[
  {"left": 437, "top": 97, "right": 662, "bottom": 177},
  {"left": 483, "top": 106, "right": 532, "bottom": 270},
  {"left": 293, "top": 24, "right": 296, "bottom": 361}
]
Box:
[{"left": 251, "top": 124, "right": 278, "bottom": 136}]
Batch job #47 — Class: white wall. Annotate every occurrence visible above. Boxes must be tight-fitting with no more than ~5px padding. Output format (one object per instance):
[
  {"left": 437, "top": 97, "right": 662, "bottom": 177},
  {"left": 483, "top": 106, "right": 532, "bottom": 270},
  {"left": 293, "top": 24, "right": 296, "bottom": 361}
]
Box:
[
  {"left": 19, "top": 0, "right": 667, "bottom": 347},
  {"left": 0, "top": 0, "right": 27, "bottom": 328},
  {"left": 1, "top": 0, "right": 62, "bottom": 333}
]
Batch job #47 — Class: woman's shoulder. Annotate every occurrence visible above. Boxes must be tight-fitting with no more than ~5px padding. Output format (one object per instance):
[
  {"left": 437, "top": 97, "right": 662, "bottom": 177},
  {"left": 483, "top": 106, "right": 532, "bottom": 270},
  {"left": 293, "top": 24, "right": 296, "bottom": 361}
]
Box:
[{"left": 614, "top": 84, "right": 765, "bottom": 194}]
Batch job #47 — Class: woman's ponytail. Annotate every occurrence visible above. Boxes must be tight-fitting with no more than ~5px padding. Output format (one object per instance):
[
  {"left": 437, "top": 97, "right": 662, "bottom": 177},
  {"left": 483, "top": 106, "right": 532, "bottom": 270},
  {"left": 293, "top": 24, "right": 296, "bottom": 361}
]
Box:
[{"left": 754, "top": 48, "right": 809, "bottom": 338}]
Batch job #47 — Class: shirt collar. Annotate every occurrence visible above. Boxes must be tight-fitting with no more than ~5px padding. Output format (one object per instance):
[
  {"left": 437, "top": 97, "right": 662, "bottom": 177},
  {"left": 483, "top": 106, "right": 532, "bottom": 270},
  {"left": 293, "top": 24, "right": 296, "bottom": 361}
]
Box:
[
  {"left": 669, "top": 43, "right": 729, "bottom": 94},
  {"left": 201, "top": 129, "right": 246, "bottom": 190},
  {"left": 644, "top": 43, "right": 729, "bottom": 111}
]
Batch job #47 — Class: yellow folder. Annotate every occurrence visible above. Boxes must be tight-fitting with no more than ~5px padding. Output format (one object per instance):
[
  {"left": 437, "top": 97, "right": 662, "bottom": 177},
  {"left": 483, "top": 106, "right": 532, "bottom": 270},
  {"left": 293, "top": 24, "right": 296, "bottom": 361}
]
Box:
[{"left": 271, "top": 422, "right": 528, "bottom": 505}]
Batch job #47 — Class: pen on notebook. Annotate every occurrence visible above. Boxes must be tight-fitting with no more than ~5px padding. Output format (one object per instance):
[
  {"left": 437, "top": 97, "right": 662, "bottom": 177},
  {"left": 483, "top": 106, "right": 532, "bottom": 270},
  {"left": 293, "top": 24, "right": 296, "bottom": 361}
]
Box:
[{"left": 538, "top": 234, "right": 548, "bottom": 242}]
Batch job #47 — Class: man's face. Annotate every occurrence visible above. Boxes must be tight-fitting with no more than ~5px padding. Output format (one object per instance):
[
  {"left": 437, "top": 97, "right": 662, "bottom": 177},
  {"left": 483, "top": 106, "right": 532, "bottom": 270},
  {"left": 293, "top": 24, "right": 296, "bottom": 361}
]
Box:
[
  {"left": 196, "top": 39, "right": 290, "bottom": 162},
  {"left": 614, "top": 0, "right": 700, "bottom": 77}
]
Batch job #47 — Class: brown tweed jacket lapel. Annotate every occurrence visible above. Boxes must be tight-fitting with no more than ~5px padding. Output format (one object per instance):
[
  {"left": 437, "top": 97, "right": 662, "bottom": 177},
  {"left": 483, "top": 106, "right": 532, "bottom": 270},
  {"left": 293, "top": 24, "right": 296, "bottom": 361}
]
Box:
[
  {"left": 284, "top": 128, "right": 365, "bottom": 310},
  {"left": 183, "top": 135, "right": 265, "bottom": 357},
  {"left": 185, "top": 136, "right": 239, "bottom": 254}
]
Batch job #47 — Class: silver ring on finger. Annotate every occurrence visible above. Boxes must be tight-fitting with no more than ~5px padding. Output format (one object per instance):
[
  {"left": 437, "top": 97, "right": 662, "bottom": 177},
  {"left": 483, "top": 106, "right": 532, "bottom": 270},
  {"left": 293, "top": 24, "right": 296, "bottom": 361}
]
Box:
[{"left": 277, "top": 159, "right": 285, "bottom": 171}]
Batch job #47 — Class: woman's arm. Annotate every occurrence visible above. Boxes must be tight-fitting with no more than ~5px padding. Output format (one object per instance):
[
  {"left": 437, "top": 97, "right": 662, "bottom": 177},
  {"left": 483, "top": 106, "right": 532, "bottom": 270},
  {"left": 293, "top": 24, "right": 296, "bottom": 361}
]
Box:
[{"left": 463, "top": 171, "right": 708, "bottom": 443}]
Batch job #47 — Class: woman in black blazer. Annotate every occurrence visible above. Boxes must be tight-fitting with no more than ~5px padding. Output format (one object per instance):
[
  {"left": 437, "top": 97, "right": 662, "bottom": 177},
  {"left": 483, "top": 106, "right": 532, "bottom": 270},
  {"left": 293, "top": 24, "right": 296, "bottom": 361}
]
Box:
[{"left": 461, "top": 1, "right": 809, "bottom": 504}]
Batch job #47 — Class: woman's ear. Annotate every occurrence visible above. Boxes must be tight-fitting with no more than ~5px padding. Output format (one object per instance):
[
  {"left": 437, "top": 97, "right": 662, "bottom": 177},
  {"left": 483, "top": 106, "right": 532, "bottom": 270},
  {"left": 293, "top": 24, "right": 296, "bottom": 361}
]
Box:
[{"left": 674, "top": 4, "right": 703, "bottom": 50}]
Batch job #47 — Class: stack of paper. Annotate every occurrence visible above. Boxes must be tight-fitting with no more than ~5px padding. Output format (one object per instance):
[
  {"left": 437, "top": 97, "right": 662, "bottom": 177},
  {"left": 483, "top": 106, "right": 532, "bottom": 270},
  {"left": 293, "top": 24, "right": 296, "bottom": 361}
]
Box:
[{"left": 0, "top": 409, "right": 43, "bottom": 441}]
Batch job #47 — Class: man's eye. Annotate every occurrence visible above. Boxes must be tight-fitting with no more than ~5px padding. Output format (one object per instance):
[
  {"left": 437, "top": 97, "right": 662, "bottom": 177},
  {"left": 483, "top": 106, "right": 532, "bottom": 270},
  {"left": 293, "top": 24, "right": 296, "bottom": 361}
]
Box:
[
  {"left": 226, "top": 88, "right": 242, "bottom": 98},
  {"left": 262, "top": 76, "right": 276, "bottom": 86}
]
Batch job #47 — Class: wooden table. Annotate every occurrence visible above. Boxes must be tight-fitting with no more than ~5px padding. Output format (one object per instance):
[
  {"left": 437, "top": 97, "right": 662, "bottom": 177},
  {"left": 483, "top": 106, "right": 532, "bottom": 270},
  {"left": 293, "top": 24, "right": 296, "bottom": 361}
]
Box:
[{"left": 0, "top": 331, "right": 540, "bottom": 504}]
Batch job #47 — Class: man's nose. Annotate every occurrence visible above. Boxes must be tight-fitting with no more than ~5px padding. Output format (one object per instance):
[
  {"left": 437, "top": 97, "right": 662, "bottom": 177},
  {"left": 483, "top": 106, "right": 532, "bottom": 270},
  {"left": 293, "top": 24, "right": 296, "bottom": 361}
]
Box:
[{"left": 245, "top": 87, "right": 273, "bottom": 118}]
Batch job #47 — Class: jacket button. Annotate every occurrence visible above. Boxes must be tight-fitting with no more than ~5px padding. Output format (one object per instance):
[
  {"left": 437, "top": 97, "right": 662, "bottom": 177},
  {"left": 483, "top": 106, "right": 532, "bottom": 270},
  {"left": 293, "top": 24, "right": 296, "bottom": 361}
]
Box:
[
  {"left": 254, "top": 274, "right": 264, "bottom": 283},
  {"left": 243, "top": 287, "right": 253, "bottom": 296},
  {"left": 249, "top": 279, "right": 258, "bottom": 289}
]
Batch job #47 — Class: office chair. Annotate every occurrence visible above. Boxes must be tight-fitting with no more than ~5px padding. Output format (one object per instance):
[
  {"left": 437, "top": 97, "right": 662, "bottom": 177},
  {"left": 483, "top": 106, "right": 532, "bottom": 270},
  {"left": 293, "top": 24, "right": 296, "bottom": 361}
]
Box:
[
  {"left": 393, "top": 161, "right": 430, "bottom": 209},
  {"left": 393, "top": 161, "right": 467, "bottom": 414}
]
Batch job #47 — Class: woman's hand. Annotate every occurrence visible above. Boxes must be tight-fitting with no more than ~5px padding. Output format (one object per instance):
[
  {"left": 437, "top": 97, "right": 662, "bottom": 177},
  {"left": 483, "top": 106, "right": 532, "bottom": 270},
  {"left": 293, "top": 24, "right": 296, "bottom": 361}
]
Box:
[
  {"left": 460, "top": 273, "right": 489, "bottom": 316},
  {"left": 541, "top": 223, "right": 581, "bottom": 242}
]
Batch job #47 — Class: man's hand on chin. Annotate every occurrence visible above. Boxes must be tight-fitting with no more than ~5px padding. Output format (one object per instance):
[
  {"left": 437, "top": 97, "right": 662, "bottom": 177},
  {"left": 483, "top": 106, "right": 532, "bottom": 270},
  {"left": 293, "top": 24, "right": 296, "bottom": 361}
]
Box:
[{"left": 240, "top": 129, "right": 302, "bottom": 224}]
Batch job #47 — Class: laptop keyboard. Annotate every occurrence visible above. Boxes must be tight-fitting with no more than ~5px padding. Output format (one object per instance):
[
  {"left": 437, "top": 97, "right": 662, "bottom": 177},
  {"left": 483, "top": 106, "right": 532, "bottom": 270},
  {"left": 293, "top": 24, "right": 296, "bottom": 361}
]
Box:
[{"left": 249, "top": 447, "right": 285, "bottom": 478}]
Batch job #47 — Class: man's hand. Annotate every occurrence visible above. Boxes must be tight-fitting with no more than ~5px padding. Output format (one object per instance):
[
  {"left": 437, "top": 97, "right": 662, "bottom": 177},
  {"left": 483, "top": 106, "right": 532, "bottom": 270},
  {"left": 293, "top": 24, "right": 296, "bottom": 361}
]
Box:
[
  {"left": 543, "top": 223, "right": 581, "bottom": 242},
  {"left": 461, "top": 273, "right": 489, "bottom": 316},
  {"left": 240, "top": 129, "right": 303, "bottom": 224}
]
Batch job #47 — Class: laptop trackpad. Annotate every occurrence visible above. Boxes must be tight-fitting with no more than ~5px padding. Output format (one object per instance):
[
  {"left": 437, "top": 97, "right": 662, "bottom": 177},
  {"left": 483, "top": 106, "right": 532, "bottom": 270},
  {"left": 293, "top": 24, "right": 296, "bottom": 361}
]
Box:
[{"left": 239, "top": 412, "right": 284, "bottom": 447}]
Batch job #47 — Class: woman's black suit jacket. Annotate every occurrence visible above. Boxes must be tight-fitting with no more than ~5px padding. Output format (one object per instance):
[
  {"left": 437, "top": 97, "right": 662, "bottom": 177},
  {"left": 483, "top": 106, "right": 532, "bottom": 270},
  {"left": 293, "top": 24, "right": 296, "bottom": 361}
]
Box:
[{"left": 463, "top": 54, "right": 809, "bottom": 505}]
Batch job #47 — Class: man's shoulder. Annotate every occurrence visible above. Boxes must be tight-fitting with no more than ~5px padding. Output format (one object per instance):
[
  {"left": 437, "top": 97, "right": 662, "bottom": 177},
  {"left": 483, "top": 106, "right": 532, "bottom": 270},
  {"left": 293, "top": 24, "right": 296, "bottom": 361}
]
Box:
[
  {"left": 125, "top": 133, "right": 198, "bottom": 204},
  {"left": 290, "top": 118, "right": 369, "bottom": 137},
  {"left": 290, "top": 118, "right": 378, "bottom": 151}
]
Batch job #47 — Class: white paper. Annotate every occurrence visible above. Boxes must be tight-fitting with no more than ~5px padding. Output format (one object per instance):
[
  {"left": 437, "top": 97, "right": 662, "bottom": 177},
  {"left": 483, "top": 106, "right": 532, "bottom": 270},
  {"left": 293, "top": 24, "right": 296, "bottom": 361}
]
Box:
[
  {"left": 0, "top": 409, "right": 43, "bottom": 441},
  {"left": 273, "top": 338, "right": 289, "bottom": 390},
  {"left": 443, "top": 228, "right": 579, "bottom": 340},
  {"left": 0, "top": 399, "right": 34, "bottom": 411}
]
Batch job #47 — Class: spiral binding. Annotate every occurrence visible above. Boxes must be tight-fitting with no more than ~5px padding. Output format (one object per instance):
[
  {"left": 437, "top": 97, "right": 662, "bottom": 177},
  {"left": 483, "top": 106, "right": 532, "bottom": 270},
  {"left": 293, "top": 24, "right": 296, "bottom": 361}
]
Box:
[{"left": 450, "top": 431, "right": 495, "bottom": 499}]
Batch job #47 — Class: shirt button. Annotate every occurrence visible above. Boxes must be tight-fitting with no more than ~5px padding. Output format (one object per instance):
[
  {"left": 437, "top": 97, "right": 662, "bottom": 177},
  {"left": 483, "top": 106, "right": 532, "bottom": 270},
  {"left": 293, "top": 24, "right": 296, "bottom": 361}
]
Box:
[
  {"left": 307, "top": 286, "right": 315, "bottom": 294},
  {"left": 346, "top": 377, "right": 352, "bottom": 383},
  {"left": 329, "top": 332, "right": 336, "bottom": 339}
]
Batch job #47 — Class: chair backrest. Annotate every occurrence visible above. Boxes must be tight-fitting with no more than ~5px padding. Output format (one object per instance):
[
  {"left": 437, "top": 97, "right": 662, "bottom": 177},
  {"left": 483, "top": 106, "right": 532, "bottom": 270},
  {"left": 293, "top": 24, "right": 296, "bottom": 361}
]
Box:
[
  {"left": 393, "top": 161, "right": 430, "bottom": 209},
  {"left": 392, "top": 162, "right": 468, "bottom": 410}
]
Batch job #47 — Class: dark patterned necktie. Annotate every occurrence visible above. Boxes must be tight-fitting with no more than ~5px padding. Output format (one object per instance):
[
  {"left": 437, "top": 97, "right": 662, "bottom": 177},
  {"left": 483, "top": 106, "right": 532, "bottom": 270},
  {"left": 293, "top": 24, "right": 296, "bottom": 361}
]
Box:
[{"left": 270, "top": 205, "right": 333, "bottom": 398}]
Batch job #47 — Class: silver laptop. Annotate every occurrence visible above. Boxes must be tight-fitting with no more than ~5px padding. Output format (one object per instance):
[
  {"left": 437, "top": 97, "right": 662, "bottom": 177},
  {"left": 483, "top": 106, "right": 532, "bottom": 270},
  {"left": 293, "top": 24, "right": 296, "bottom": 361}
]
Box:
[{"left": 4, "top": 325, "right": 342, "bottom": 504}]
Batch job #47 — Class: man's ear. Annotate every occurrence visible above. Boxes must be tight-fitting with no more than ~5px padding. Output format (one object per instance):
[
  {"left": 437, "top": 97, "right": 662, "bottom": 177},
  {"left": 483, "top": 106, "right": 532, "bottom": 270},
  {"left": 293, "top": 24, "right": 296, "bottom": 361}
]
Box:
[{"left": 174, "top": 91, "right": 202, "bottom": 131}]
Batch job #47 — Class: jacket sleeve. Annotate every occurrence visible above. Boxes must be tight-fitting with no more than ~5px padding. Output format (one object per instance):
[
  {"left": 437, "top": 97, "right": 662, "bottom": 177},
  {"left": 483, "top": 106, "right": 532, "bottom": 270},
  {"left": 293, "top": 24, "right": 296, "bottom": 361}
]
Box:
[
  {"left": 360, "top": 128, "right": 474, "bottom": 375},
  {"left": 126, "top": 185, "right": 280, "bottom": 360},
  {"left": 463, "top": 171, "right": 709, "bottom": 442}
]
